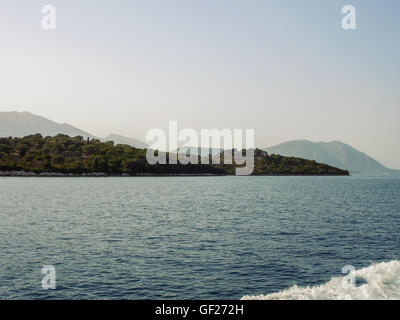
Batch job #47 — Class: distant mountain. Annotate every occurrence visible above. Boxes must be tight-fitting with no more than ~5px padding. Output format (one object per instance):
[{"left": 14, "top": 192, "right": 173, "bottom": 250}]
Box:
[
  {"left": 0, "top": 111, "right": 148, "bottom": 149},
  {"left": 175, "top": 146, "right": 222, "bottom": 157},
  {"left": 105, "top": 134, "right": 148, "bottom": 149},
  {"left": 0, "top": 111, "right": 95, "bottom": 139},
  {"left": 264, "top": 140, "right": 396, "bottom": 174}
]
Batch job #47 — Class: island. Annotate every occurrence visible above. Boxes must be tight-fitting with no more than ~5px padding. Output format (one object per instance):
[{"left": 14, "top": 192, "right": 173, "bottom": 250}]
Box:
[{"left": 0, "top": 134, "right": 349, "bottom": 176}]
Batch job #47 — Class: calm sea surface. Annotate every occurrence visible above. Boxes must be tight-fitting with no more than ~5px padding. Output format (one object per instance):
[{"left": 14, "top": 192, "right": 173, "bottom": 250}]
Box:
[{"left": 0, "top": 176, "right": 399, "bottom": 299}]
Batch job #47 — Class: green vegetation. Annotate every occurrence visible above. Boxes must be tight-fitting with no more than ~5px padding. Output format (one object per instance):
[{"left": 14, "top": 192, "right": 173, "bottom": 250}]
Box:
[
  {"left": 252, "top": 149, "right": 349, "bottom": 175},
  {"left": 0, "top": 134, "right": 349, "bottom": 176}
]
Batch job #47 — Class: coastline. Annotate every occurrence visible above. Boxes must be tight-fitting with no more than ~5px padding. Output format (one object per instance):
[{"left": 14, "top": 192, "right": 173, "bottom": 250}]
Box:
[
  {"left": 0, "top": 170, "right": 349, "bottom": 177},
  {"left": 0, "top": 171, "right": 226, "bottom": 177}
]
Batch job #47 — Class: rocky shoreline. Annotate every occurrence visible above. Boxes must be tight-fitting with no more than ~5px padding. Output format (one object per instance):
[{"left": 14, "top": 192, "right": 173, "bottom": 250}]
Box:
[
  {"left": 0, "top": 171, "right": 108, "bottom": 177},
  {"left": 0, "top": 171, "right": 227, "bottom": 177},
  {"left": 0, "top": 170, "right": 349, "bottom": 177}
]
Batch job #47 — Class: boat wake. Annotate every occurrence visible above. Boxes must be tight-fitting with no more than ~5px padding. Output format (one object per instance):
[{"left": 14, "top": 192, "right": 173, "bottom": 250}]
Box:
[{"left": 242, "top": 260, "right": 400, "bottom": 300}]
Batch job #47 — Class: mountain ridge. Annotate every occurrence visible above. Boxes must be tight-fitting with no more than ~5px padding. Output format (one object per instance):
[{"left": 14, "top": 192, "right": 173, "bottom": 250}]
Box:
[
  {"left": 264, "top": 139, "right": 397, "bottom": 174},
  {"left": 0, "top": 111, "right": 96, "bottom": 140},
  {"left": 0, "top": 111, "right": 147, "bottom": 149},
  {"left": 1, "top": 112, "right": 396, "bottom": 174}
]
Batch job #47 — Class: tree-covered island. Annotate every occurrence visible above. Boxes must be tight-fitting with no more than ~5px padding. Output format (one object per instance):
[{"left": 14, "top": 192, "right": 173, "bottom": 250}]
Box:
[{"left": 0, "top": 134, "right": 349, "bottom": 176}]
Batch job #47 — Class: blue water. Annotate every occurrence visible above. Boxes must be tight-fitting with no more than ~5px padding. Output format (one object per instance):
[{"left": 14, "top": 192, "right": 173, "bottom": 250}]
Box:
[{"left": 0, "top": 176, "right": 399, "bottom": 299}]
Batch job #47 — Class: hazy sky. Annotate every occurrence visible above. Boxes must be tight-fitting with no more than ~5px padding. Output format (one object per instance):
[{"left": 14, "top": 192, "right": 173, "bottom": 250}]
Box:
[{"left": 1, "top": 1, "right": 399, "bottom": 168}]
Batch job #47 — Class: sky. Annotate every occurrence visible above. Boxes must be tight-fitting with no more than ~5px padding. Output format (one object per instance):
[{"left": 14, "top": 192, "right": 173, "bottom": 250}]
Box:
[{"left": 0, "top": 0, "right": 399, "bottom": 168}]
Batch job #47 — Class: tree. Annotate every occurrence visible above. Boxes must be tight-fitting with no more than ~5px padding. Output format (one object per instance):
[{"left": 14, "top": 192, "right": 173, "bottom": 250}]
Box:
[{"left": 16, "top": 143, "right": 29, "bottom": 156}]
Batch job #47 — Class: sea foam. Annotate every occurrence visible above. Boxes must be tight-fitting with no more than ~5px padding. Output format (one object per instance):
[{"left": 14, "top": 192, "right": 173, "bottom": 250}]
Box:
[{"left": 242, "top": 260, "right": 400, "bottom": 300}]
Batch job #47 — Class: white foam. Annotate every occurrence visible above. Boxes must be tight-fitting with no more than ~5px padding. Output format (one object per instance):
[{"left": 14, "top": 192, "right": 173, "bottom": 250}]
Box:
[{"left": 242, "top": 260, "right": 400, "bottom": 300}]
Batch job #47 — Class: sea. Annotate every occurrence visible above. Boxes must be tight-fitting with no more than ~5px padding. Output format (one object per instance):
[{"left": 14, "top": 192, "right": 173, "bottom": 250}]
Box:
[{"left": 0, "top": 175, "right": 399, "bottom": 299}]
